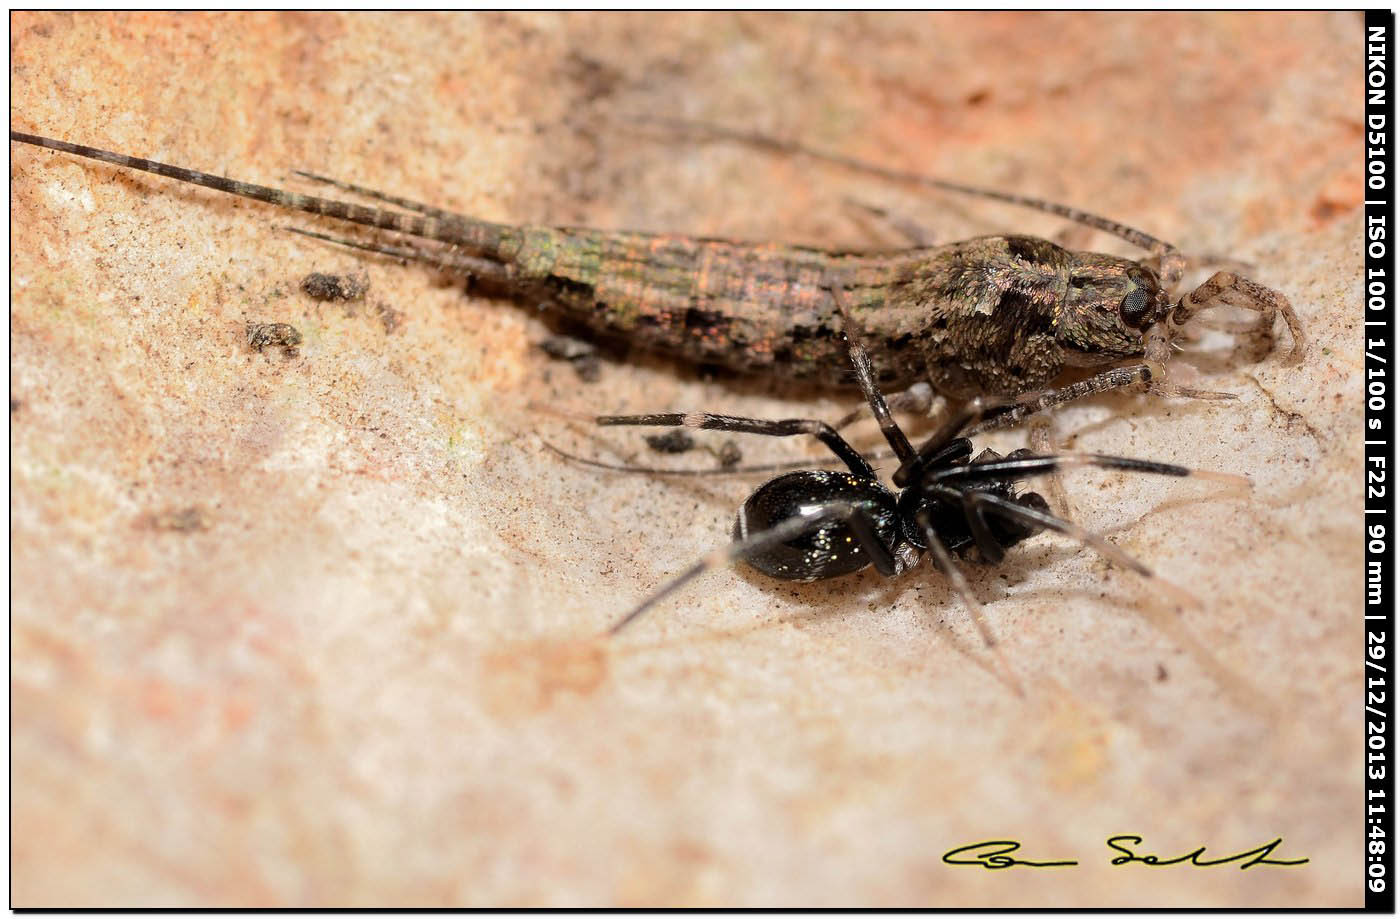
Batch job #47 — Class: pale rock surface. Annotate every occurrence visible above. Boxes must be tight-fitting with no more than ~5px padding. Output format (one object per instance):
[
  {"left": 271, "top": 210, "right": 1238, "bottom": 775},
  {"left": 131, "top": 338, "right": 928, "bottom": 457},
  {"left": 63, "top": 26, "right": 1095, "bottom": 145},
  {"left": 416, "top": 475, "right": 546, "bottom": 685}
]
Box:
[{"left": 11, "top": 12, "right": 1361, "bottom": 906}]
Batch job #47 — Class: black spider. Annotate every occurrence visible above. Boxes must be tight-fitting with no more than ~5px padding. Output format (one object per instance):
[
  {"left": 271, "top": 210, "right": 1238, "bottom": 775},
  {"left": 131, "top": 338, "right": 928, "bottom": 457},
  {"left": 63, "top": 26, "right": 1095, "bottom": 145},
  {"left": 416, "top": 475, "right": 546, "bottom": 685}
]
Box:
[{"left": 569, "top": 290, "right": 1239, "bottom": 646}]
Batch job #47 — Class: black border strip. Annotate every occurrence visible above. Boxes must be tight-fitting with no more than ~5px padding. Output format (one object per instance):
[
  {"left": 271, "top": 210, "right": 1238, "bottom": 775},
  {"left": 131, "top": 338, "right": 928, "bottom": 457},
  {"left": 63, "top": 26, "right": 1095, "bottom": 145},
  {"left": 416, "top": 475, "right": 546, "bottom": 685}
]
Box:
[{"left": 1365, "top": 7, "right": 1395, "bottom": 914}]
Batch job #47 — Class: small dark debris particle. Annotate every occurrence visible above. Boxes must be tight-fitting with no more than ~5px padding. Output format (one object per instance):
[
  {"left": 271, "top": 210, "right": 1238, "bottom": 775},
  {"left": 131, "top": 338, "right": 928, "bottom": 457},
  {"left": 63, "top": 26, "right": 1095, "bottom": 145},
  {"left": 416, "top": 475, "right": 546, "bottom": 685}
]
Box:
[
  {"left": 373, "top": 301, "right": 404, "bottom": 335},
  {"left": 150, "top": 506, "right": 209, "bottom": 532},
  {"left": 645, "top": 429, "right": 696, "bottom": 454},
  {"left": 1309, "top": 197, "right": 1349, "bottom": 224},
  {"left": 539, "top": 335, "right": 597, "bottom": 362},
  {"left": 539, "top": 335, "right": 601, "bottom": 382},
  {"left": 9, "top": 398, "right": 20, "bottom": 414},
  {"left": 1155, "top": 663, "right": 1169, "bottom": 682},
  {"left": 564, "top": 50, "right": 624, "bottom": 102},
  {"left": 571, "top": 355, "right": 602, "bottom": 382},
  {"left": 716, "top": 440, "right": 743, "bottom": 468},
  {"left": 301, "top": 271, "right": 369, "bottom": 302},
  {"left": 246, "top": 321, "right": 303, "bottom": 355}
]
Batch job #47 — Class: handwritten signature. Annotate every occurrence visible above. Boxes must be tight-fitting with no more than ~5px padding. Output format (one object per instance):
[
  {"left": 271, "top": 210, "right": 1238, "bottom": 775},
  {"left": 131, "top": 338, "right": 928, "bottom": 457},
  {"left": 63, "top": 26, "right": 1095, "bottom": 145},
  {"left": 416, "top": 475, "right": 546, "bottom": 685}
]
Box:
[{"left": 943, "top": 837, "right": 1309, "bottom": 871}]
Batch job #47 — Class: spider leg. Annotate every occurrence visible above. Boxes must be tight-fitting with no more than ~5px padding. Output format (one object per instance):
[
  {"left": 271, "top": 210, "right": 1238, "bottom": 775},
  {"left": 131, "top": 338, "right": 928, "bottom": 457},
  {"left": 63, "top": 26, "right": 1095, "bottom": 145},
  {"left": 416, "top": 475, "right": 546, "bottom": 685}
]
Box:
[
  {"left": 914, "top": 506, "right": 1023, "bottom": 696},
  {"left": 892, "top": 398, "right": 999, "bottom": 488},
  {"left": 826, "top": 285, "right": 917, "bottom": 464},
  {"left": 914, "top": 507, "right": 990, "bottom": 643},
  {"left": 941, "top": 487, "right": 1200, "bottom": 609},
  {"left": 830, "top": 382, "right": 932, "bottom": 435},
  {"left": 962, "top": 488, "right": 1015, "bottom": 565},
  {"left": 924, "top": 452, "right": 1251, "bottom": 489},
  {"left": 596, "top": 412, "right": 876, "bottom": 480},
  {"left": 542, "top": 439, "right": 867, "bottom": 478},
  {"left": 1027, "top": 417, "right": 1075, "bottom": 520},
  {"left": 608, "top": 500, "right": 894, "bottom": 635},
  {"left": 844, "top": 506, "right": 902, "bottom": 578}
]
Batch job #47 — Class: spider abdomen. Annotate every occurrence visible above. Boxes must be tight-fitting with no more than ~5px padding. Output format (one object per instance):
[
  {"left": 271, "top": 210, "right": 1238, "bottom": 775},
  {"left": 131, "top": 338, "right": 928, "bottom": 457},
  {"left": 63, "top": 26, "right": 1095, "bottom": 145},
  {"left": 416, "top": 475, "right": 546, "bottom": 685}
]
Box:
[{"left": 734, "top": 470, "right": 900, "bottom": 581}]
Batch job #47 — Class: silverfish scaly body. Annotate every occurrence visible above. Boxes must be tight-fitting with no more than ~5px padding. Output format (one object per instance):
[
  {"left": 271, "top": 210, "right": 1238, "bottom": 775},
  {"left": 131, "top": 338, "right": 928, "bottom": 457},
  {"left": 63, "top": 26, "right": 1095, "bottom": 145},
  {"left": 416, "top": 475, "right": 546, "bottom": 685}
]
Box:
[{"left": 10, "top": 131, "right": 1303, "bottom": 409}]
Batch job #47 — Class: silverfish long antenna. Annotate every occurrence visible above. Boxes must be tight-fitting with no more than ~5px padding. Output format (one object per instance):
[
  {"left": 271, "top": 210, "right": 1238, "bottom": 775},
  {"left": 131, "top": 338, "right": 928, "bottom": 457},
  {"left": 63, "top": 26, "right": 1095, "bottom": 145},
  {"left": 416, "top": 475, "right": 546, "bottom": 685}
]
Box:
[{"left": 637, "top": 117, "right": 1176, "bottom": 256}]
